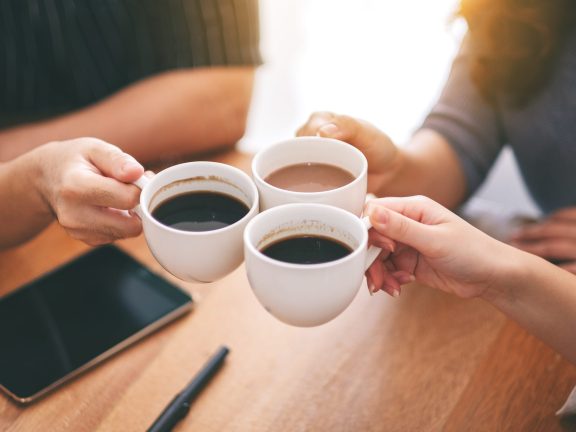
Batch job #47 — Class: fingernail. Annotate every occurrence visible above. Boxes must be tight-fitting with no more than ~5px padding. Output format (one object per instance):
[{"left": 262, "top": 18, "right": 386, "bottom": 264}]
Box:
[
  {"left": 122, "top": 159, "right": 141, "bottom": 173},
  {"left": 398, "top": 274, "right": 415, "bottom": 284},
  {"left": 380, "top": 241, "right": 395, "bottom": 254},
  {"left": 367, "top": 282, "right": 375, "bottom": 296},
  {"left": 386, "top": 240, "right": 396, "bottom": 253},
  {"left": 373, "top": 207, "right": 388, "bottom": 224},
  {"left": 318, "top": 123, "right": 339, "bottom": 137}
]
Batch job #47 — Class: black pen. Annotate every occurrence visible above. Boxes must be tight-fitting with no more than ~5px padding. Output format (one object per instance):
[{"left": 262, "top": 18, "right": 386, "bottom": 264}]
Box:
[{"left": 147, "top": 346, "right": 230, "bottom": 432}]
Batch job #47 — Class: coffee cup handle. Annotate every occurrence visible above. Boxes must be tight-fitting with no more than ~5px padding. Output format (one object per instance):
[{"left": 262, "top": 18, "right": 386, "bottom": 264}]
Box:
[
  {"left": 133, "top": 175, "right": 150, "bottom": 190},
  {"left": 128, "top": 174, "right": 152, "bottom": 219},
  {"left": 362, "top": 216, "right": 382, "bottom": 271}
]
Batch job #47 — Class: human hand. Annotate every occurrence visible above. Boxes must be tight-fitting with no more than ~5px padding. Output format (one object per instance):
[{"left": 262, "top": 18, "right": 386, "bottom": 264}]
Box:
[
  {"left": 364, "top": 196, "right": 513, "bottom": 298},
  {"left": 34, "top": 138, "right": 145, "bottom": 245},
  {"left": 510, "top": 207, "right": 576, "bottom": 274},
  {"left": 296, "top": 112, "right": 399, "bottom": 194}
]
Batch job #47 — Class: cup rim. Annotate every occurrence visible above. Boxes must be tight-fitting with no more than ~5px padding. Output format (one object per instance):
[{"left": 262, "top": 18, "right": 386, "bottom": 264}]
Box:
[
  {"left": 140, "top": 161, "right": 259, "bottom": 235},
  {"left": 244, "top": 203, "right": 368, "bottom": 269},
  {"left": 251, "top": 136, "right": 368, "bottom": 197}
]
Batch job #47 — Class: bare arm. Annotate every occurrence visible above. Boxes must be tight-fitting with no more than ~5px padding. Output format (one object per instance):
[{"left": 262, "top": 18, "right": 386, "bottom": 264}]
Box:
[
  {"left": 0, "top": 67, "right": 255, "bottom": 164},
  {"left": 484, "top": 251, "right": 576, "bottom": 363},
  {"left": 365, "top": 196, "right": 576, "bottom": 364},
  {"left": 375, "top": 128, "right": 467, "bottom": 208},
  {"left": 0, "top": 153, "right": 52, "bottom": 247}
]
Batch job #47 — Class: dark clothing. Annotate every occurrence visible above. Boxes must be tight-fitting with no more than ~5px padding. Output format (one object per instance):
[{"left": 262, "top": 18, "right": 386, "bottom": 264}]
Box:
[
  {"left": 0, "top": 0, "right": 261, "bottom": 117},
  {"left": 421, "top": 32, "right": 576, "bottom": 213}
]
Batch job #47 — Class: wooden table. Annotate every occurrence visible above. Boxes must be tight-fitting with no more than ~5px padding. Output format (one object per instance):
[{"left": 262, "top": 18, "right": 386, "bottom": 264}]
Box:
[{"left": 1, "top": 150, "right": 575, "bottom": 432}]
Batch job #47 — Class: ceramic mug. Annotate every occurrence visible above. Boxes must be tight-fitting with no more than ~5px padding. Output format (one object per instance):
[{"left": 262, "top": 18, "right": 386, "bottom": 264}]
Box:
[
  {"left": 243, "top": 203, "right": 380, "bottom": 327},
  {"left": 133, "top": 162, "right": 259, "bottom": 283},
  {"left": 251, "top": 137, "right": 368, "bottom": 216}
]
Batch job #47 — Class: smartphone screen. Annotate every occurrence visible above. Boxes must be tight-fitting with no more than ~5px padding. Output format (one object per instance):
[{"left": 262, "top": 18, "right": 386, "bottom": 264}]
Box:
[{"left": 0, "top": 245, "right": 192, "bottom": 403}]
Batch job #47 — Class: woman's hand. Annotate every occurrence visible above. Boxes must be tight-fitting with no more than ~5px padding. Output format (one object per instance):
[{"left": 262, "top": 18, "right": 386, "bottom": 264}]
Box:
[
  {"left": 510, "top": 207, "right": 576, "bottom": 274},
  {"left": 34, "top": 138, "right": 145, "bottom": 245},
  {"left": 296, "top": 112, "right": 400, "bottom": 194},
  {"left": 364, "top": 196, "right": 513, "bottom": 298}
]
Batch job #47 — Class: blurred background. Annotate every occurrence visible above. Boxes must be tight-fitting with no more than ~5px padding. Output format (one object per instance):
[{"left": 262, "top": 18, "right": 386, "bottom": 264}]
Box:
[{"left": 240, "top": 0, "right": 541, "bottom": 220}]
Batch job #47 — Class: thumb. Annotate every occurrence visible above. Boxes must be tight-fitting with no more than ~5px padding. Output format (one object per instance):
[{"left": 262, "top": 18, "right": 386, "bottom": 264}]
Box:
[
  {"left": 317, "top": 122, "right": 346, "bottom": 140},
  {"left": 88, "top": 142, "right": 144, "bottom": 183},
  {"left": 369, "top": 206, "right": 434, "bottom": 253},
  {"left": 318, "top": 116, "right": 395, "bottom": 169},
  {"left": 317, "top": 115, "right": 361, "bottom": 141}
]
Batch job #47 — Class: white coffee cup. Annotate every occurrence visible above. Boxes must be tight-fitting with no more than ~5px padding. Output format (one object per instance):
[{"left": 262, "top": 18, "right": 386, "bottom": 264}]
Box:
[
  {"left": 134, "top": 162, "right": 259, "bottom": 283},
  {"left": 251, "top": 137, "right": 368, "bottom": 216},
  {"left": 243, "top": 203, "right": 380, "bottom": 327}
]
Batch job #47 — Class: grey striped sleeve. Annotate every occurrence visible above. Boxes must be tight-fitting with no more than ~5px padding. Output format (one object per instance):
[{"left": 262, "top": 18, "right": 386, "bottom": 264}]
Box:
[
  {"left": 0, "top": 0, "right": 261, "bottom": 114},
  {"left": 113, "top": 0, "right": 262, "bottom": 70},
  {"left": 187, "top": 0, "right": 262, "bottom": 66}
]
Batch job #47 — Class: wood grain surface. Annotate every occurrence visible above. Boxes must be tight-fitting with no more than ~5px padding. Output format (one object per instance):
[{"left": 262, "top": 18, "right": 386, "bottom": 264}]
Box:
[{"left": 1, "top": 150, "right": 575, "bottom": 432}]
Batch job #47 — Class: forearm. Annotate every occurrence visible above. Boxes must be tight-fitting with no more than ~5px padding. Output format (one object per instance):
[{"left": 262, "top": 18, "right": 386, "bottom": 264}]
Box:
[
  {"left": 484, "top": 247, "right": 576, "bottom": 364},
  {"left": 0, "top": 67, "right": 255, "bottom": 163},
  {"left": 379, "top": 129, "right": 467, "bottom": 209},
  {"left": 0, "top": 150, "right": 53, "bottom": 248}
]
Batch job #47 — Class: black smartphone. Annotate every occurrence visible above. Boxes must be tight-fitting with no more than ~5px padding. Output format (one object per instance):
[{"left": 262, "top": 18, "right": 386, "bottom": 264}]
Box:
[{"left": 0, "top": 245, "right": 192, "bottom": 404}]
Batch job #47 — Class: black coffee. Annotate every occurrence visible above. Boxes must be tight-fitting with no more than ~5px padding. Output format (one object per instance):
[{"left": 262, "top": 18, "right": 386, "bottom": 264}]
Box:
[
  {"left": 261, "top": 235, "right": 353, "bottom": 265},
  {"left": 152, "top": 191, "right": 249, "bottom": 232}
]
